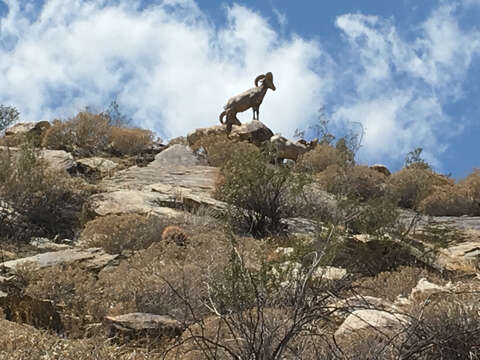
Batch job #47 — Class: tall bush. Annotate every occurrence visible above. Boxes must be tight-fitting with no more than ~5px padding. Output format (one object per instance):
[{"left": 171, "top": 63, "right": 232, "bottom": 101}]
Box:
[{"left": 215, "top": 146, "right": 308, "bottom": 236}]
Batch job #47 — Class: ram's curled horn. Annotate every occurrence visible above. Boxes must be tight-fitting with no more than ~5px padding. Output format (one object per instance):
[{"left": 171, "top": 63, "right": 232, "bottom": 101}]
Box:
[{"left": 255, "top": 74, "right": 266, "bottom": 87}]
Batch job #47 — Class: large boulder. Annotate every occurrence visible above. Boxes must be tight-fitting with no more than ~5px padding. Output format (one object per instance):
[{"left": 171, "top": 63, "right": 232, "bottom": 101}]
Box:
[
  {"left": 154, "top": 144, "right": 206, "bottom": 167},
  {"left": 0, "top": 147, "right": 75, "bottom": 172},
  {"left": 103, "top": 313, "right": 183, "bottom": 341},
  {"left": 4, "top": 121, "right": 50, "bottom": 137},
  {"left": 335, "top": 309, "right": 409, "bottom": 338},
  {"left": 40, "top": 149, "right": 75, "bottom": 172},
  {"left": 76, "top": 157, "right": 118, "bottom": 176}
]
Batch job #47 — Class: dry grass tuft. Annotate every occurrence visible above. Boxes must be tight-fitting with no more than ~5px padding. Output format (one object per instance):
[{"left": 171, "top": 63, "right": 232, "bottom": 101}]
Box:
[{"left": 79, "top": 214, "right": 167, "bottom": 254}]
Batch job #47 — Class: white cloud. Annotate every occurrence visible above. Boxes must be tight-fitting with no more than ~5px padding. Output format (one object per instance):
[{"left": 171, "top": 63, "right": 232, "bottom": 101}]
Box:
[
  {"left": 0, "top": 0, "right": 479, "bottom": 170},
  {"left": 332, "top": 4, "right": 480, "bottom": 168},
  {"left": 0, "top": 0, "right": 331, "bottom": 138}
]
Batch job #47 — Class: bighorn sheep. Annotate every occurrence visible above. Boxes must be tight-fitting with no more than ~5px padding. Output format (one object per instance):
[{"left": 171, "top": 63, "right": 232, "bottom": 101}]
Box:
[{"left": 219, "top": 72, "right": 276, "bottom": 135}]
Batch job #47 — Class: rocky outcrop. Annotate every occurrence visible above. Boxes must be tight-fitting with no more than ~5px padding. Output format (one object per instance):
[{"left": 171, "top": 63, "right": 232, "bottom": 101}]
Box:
[
  {"left": 84, "top": 145, "right": 225, "bottom": 221},
  {"left": 4, "top": 121, "right": 50, "bottom": 137},
  {"left": 187, "top": 120, "right": 274, "bottom": 147},
  {"left": 269, "top": 134, "right": 308, "bottom": 161},
  {"left": 103, "top": 313, "right": 183, "bottom": 340}
]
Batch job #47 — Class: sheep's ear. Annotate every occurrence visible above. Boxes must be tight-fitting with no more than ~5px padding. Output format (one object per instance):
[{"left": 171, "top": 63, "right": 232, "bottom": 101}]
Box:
[{"left": 255, "top": 74, "right": 266, "bottom": 87}]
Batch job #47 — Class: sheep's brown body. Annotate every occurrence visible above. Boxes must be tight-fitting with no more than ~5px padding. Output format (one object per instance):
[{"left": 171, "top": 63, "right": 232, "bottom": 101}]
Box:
[{"left": 220, "top": 72, "right": 276, "bottom": 135}]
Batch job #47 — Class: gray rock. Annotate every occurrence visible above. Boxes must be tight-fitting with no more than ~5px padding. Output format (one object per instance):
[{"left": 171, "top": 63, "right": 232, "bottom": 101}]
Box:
[{"left": 153, "top": 144, "right": 205, "bottom": 167}]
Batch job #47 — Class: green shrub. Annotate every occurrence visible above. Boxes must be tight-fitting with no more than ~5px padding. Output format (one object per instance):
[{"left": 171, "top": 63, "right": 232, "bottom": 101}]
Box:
[
  {"left": 345, "top": 195, "right": 400, "bottom": 235},
  {"left": 79, "top": 214, "right": 167, "bottom": 254},
  {"left": 320, "top": 235, "right": 416, "bottom": 276},
  {"left": 215, "top": 145, "right": 308, "bottom": 236}
]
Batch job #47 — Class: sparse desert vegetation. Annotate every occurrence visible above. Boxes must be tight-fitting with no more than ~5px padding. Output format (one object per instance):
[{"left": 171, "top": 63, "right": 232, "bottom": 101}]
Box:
[{"left": 1, "top": 112, "right": 480, "bottom": 359}]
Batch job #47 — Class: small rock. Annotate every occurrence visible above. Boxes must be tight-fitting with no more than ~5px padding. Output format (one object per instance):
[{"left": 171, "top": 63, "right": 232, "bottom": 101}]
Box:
[
  {"left": 409, "top": 278, "right": 452, "bottom": 302},
  {"left": 1, "top": 248, "right": 118, "bottom": 272},
  {"left": 270, "top": 134, "right": 308, "bottom": 161},
  {"left": 29, "top": 237, "right": 72, "bottom": 251},
  {"left": 370, "top": 164, "right": 391, "bottom": 177}
]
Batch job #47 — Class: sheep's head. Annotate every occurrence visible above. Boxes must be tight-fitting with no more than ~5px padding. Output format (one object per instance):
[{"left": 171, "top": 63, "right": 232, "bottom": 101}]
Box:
[{"left": 255, "top": 72, "right": 276, "bottom": 91}]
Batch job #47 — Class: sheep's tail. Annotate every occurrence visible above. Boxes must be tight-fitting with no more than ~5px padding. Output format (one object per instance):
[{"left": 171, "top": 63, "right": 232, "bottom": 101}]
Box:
[{"left": 219, "top": 111, "right": 227, "bottom": 124}]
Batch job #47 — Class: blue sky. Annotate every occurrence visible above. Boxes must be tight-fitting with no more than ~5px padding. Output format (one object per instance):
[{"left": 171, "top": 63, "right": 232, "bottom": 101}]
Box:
[{"left": 1, "top": 0, "right": 479, "bottom": 178}]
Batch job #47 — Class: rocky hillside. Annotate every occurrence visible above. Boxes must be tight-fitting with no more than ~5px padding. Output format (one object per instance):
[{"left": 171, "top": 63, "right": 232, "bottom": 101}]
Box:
[{"left": 0, "top": 114, "right": 479, "bottom": 359}]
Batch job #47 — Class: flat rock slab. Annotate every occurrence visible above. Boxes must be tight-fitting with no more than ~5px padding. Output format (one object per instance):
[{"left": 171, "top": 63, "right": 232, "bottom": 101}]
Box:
[
  {"left": 0, "top": 248, "right": 117, "bottom": 272},
  {"left": 104, "top": 313, "right": 183, "bottom": 339}
]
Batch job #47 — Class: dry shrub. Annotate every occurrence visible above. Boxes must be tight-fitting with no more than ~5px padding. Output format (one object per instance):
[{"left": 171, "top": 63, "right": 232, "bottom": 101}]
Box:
[
  {"left": 387, "top": 166, "right": 453, "bottom": 209},
  {"left": 0, "top": 146, "right": 93, "bottom": 240},
  {"left": 296, "top": 143, "right": 343, "bottom": 173},
  {"left": 0, "top": 319, "right": 158, "bottom": 359},
  {"left": 97, "top": 230, "right": 262, "bottom": 322},
  {"left": 315, "top": 164, "right": 386, "bottom": 201},
  {"left": 161, "top": 225, "right": 188, "bottom": 246},
  {"left": 22, "top": 264, "right": 101, "bottom": 336},
  {"left": 42, "top": 119, "right": 77, "bottom": 152},
  {"left": 355, "top": 266, "right": 444, "bottom": 302},
  {"left": 43, "top": 112, "right": 111, "bottom": 155},
  {"left": 79, "top": 214, "right": 167, "bottom": 254},
  {"left": 419, "top": 184, "right": 474, "bottom": 216},
  {"left": 400, "top": 294, "right": 480, "bottom": 359},
  {"left": 110, "top": 126, "right": 154, "bottom": 156},
  {"left": 320, "top": 236, "right": 417, "bottom": 276},
  {"left": 460, "top": 168, "right": 480, "bottom": 215},
  {"left": 191, "top": 133, "right": 258, "bottom": 167}
]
